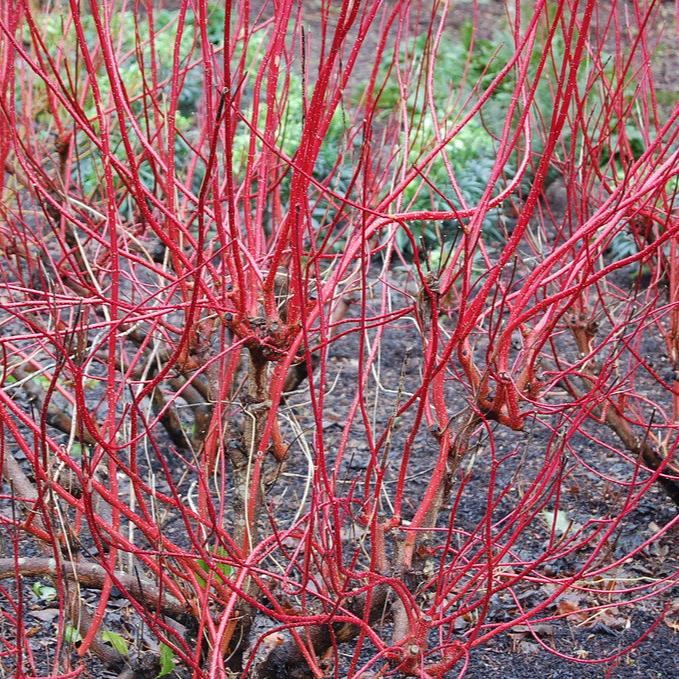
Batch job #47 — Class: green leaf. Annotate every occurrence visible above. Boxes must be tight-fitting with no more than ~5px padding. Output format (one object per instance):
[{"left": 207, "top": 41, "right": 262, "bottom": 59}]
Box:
[
  {"left": 35, "top": 375, "right": 51, "bottom": 388},
  {"left": 194, "top": 561, "right": 207, "bottom": 589},
  {"left": 157, "top": 643, "right": 176, "bottom": 677},
  {"left": 32, "top": 581, "right": 57, "bottom": 602},
  {"left": 64, "top": 624, "right": 82, "bottom": 644},
  {"left": 68, "top": 442, "right": 84, "bottom": 458},
  {"left": 102, "top": 630, "right": 129, "bottom": 655},
  {"left": 194, "top": 547, "right": 233, "bottom": 589},
  {"left": 541, "top": 509, "right": 574, "bottom": 536}
]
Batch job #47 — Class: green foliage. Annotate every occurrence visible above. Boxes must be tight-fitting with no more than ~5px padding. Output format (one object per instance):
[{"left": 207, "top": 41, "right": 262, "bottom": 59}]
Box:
[
  {"left": 102, "top": 630, "right": 130, "bottom": 655},
  {"left": 373, "top": 23, "right": 523, "bottom": 124},
  {"left": 194, "top": 546, "right": 233, "bottom": 589},
  {"left": 64, "top": 624, "right": 82, "bottom": 644},
  {"left": 157, "top": 643, "right": 176, "bottom": 677},
  {"left": 607, "top": 229, "right": 639, "bottom": 263},
  {"left": 397, "top": 116, "right": 512, "bottom": 252},
  {"left": 540, "top": 508, "right": 579, "bottom": 537},
  {"left": 371, "top": 25, "right": 533, "bottom": 256},
  {"left": 67, "top": 442, "right": 84, "bottom": 458},
  {"left": 28, "top": 6, "right": 225, "bottom": 203},
  {"left": 30, "top": 5, "right": 349, "bottom": 223},
  {"left": 31, "top": 7, "right": 528, "bottom": 256},
  {"left": 605, "top": 170, "right": 677, "bottom": 266},
  {"left": 31, "top": 581, "right": 57, "bottom": 602}
]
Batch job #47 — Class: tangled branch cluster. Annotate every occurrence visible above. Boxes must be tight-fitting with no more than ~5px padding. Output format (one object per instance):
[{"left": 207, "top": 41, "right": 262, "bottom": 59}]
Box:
[{"left": 1, "top": 1, "right": 677, "bottom": 677}]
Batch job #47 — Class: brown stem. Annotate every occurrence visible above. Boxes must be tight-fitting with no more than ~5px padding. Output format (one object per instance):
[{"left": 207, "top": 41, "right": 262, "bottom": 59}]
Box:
[
  {"left": 0, "top": 557, "right": 188, "bottom": 617},
  {"left": 565, "top": 316, "right": 679, "bottom": 504},
  {"left": 565, "top": 381, "right": 679, "bottom": 504},
  {"left": 10, "top": 364, "right": 97, "bottom": 445},
  {"left": 222, "top": 348, "right": 270, "bottom": 671},
  {"left": 64, "top": 585, "right": 125, "bottom": 671},
  {"left": 151, "top": 386, "right": 192, "bottom": 450},
  {"left": 256, "top": 584, "right": 389, "bottom": 679}
]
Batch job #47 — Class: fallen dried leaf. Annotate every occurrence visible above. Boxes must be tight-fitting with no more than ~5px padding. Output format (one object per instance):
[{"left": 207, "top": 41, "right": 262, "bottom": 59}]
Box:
[
  {"left": 664, "top": 598, "right": 679, "bottom": 632},
  {"left": 510, "top": 623, "right": 554, "bottom": 636},
  {"left": 29, "top": 608, "right": 60, "bottom": 622},
  {"left": 556, "top": 596, "right": 586, "bottom": 621}
]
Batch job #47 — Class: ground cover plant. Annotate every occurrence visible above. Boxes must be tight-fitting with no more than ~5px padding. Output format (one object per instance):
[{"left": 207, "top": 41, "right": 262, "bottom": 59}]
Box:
[{"left": 1, "top": 0, "right": 678, "bottom": 677}]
